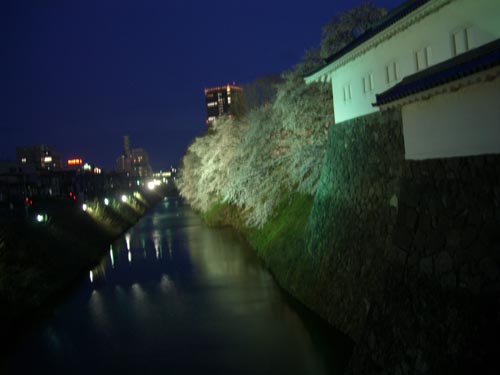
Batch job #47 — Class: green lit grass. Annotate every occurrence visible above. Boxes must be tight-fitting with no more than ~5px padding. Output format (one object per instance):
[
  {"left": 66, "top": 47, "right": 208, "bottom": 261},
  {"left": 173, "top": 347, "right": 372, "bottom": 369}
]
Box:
[
  {"left": 246, "top": 193, "right": 318, "bottom": 303},
  {"left": 249, "top": 193, "right": 313, "bottom": 254},
  {"left": 201, "top": 194, "right": 317, "bottom": 299},
  {"left": 202, "top": 200, "right": 244, "bottom": 229}
]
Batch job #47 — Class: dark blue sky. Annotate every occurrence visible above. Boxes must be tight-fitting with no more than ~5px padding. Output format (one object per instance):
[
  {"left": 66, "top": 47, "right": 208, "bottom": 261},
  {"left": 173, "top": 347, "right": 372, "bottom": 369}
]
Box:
[{"left": 1, "top": 0, "right": 401, "bottom": 170}]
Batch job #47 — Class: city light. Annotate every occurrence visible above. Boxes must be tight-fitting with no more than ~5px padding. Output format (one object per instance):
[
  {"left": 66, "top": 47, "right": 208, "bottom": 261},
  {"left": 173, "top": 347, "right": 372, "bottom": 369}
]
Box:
[
  {"left": 82, "top": 203, "right": 88, "bottom": 211},
  {"left": 104, "top": 198, "right": 109, "bottom": 206},
  {"left": 147, "top": 181, "right": 156, "bottom": 190},
  {"left": 67, "top": 158, "right": 83, "bottom": 166},
  {"left": 35, "top": 214, "right": 48, "bottom": 223},
  {"left": 121, "top": 195, "right": 127, "bottom": 203}
]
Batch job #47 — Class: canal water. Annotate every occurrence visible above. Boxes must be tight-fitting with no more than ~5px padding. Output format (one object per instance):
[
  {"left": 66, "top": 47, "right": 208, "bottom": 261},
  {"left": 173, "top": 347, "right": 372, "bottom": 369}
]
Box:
[{"left": 3, "top": 197, "right": 352, "bottom": 374}]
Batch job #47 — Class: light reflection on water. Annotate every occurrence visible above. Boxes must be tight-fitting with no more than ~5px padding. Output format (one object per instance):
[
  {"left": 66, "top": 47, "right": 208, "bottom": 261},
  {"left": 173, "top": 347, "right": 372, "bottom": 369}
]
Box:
[{"left": 3, "top": 197, "right": 352, "bottom": 374}]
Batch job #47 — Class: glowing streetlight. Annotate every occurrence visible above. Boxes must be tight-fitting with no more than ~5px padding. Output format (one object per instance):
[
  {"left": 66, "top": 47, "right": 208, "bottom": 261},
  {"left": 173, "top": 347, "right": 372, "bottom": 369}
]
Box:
[
  {"left": 104, "top": 198, "right": 109, "bottom": 206},
  {"left": 121, "top": 195, "right": 127, "bottom": 203},
  {"left": 36, "top": 214, "right": 44, "bottom": 222},
  {"left": 82, "top": 203, "right": 88, "bottom": 211}
]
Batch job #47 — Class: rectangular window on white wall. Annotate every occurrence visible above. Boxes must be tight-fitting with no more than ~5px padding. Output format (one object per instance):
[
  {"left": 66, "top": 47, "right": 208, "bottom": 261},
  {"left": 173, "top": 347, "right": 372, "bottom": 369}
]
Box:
[
  {"left": 415, "top": 47, "right": 432, "bottom": 71},
  {"left": 385, "top": 62, "right": 398, "bottom": 84},
  {"left": 452, "top": 27, "right": 473, "bottom": 56},
  {"left": 363, "top": 73, "right": 374, "bottom": 93},
  {"left": 343, "top": 84, "right": 352, "bottom": 101}
]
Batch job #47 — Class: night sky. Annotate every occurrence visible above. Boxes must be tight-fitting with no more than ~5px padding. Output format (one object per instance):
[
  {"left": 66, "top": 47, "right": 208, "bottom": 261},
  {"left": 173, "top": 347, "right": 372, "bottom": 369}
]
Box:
[{"left": 1, "top": 0, "right": 401, "bottom": 171}]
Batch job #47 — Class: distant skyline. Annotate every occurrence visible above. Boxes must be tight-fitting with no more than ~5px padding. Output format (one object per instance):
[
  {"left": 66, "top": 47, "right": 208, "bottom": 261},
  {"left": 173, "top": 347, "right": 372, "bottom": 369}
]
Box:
[{"left": 1, "top": 0, "right": 402, "bottom": 170}]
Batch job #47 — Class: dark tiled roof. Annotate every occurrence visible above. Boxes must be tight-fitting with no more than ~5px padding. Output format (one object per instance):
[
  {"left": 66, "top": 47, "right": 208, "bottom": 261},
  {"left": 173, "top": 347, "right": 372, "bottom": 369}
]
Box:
[
  {"left": 374, "top": 38, "right": 500, "bottom": 106},
  {"left": 305, "top": 0, "right": 430, "bottom": 78}
]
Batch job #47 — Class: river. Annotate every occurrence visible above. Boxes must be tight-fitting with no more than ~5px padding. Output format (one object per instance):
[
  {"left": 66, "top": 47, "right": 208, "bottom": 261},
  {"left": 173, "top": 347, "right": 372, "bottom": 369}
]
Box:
[{"left": 3, "top": 196, "right": 352, "bottom": 374}]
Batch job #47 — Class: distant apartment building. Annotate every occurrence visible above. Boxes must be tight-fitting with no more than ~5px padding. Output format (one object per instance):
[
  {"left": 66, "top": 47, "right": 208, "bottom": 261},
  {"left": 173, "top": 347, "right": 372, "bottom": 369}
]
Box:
[
  {"left": 116, "top": 135, "right": 132, "bottom": 173},
  {"left": 115, "top": 136, "right": 152, "bottom": 177},
  {"left": 131, "top": 148, "right": 152, "bottom": 177},
  {"left": 204, "top": 84, "right": 244, "bottom": 126},
  {"left": 16, "top": 144, "right": 62, "bottom": 171}
]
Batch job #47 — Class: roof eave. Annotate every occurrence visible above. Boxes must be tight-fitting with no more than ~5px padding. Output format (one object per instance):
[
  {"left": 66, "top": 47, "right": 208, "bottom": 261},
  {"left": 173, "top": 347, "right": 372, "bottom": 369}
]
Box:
[
  {"left": 375, "top": 66, "right": 500, "bottom": 108},
  {"left": 304, "top": 65, "right": 332, "bottom": 84},
  {"left": 305, "top": 0, "right": 451, "bottom": 84}
]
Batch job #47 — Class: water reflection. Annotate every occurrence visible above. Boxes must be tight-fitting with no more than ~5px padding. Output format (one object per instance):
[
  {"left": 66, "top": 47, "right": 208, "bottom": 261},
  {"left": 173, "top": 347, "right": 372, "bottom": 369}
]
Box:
[
  {"left": 166, "top": 228, "right": 173, "bottom": 258},
  {"left": 3, "top": 197, "right": 352, "bottom": 374},
  {"left": 159, "top": 274, "right": 172, "bottom": 293},
  {"left": 153, "top": 230, "right": 161, "bottom": 259},
  {"left": 89, "top": 290, "right": 111, "bottom": 334},
  {"left": 125, "top": 233, "right": 131, "bottom": 251},
  {"left": 109, "top": 246, "right": 114, "bottom": 268}
]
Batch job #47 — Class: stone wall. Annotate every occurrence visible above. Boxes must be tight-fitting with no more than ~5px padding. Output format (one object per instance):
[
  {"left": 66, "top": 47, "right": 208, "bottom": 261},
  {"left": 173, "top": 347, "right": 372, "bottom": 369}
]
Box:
[
  {"left": 349, "top": 155, "right": 500, "bottom": 374},
  {"left": 303, "top": 110, "right": 500, "bottom": 373},
  {"left": 304, "top": 110, "right": 405, "bottom": 340}
]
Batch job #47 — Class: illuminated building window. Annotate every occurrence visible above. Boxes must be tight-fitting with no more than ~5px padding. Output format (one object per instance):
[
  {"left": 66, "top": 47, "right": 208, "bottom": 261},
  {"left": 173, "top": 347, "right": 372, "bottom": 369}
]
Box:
[
  {"left": 415, "top": 46, "right": 432, "bottom": 71},
  {"left": 228, "top": 96, "right": 231, "bottom": 104},
  {"left": 363, "top": 73, "right": 374, "bottom": 93},
  {"left": 452, "top": 27, "right": 473, "bottom": 56},
  {"left": 343, "top": 84, "right": 352, "bottom": 101},
  {"left": 385, "top": 61, "right": 399, "bottom": 84},
  {"left": 21, "top": 157, "right": 27, "bottom": 164}
]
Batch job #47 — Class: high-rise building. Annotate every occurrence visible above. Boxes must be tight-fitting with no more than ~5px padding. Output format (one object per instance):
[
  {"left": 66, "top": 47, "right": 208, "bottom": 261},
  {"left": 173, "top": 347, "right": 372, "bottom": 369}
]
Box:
[
  {"left": 131, "top": 148, "right": 152, "bottom": 177},
  {"left": 115, "top": 136, "right": 152, "bottom": 177},
  {"left": 204, "top": 84, "right": 244, "bottom": 126},
  {"left": 16, "top": 144, "right": 62, "bottom": 171},
  {"left": 116, "top": 135, "right": 132, "bottom": 173}
]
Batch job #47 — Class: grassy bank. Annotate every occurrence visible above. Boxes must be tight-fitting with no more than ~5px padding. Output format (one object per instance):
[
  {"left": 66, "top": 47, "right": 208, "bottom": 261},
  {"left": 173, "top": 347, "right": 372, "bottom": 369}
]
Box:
[{"left": 202, "top": 194, "right": 320, "bottom": 305}]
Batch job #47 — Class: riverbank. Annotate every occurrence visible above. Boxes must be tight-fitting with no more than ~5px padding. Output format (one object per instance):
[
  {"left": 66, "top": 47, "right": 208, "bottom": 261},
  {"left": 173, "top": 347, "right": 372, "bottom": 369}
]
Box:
[
  {"left": 195, "top": 110, "right": 500, "bottom": 374},
  {"left": 0, "top": 186, "right": 171, "bottom": 353}
]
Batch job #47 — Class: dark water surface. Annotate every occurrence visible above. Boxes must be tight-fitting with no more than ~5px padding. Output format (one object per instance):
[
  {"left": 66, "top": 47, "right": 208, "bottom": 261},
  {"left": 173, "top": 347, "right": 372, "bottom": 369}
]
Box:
[{"left": 3, "top": 197, "right": 352, "bottom": 374}]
